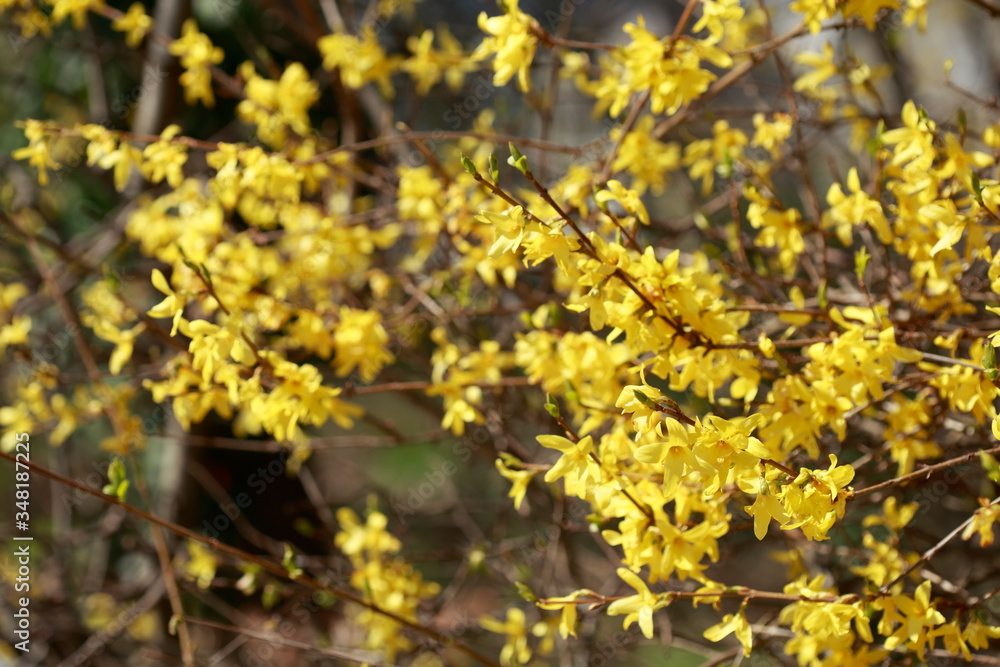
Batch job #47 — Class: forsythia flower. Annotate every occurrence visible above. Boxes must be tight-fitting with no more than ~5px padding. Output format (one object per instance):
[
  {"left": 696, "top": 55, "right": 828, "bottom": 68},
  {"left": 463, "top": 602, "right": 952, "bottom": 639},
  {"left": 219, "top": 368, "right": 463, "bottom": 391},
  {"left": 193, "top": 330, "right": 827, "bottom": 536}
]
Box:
[
  {"left": 477, "top": 205, "right": 532, "bottom": 256},
  {"left": 141, "top": 125, "right": 188, "bottom": 187},
  {"left": 184, "top": 541, "right": 218, "bottom": 589},
  {"left": 961, "top": 498, "right": 1000, "bottom": 547},
  {"left": 238, "top": 62, "right": 320, "bottom": 146},
  {"left": 13, "top": 119, "right": 60, "bottom": 186},
  {"left": 790, "top": 0, "right": 837, "bottom": 33},
  {"left": 472, "top": 0, "right": 539, "bottom": 92},
  {"left": 793, "top": 41, "right": 837, "bottom": 92},
  {"left": 606, "top": 568, "right": 671, "bottom": 639},
  {"left": 537, "top": 434, "right": 601, "bottom": 497},
  {"left": 401, "top": 26, "right": 474, "bottom": 94},
  {"left": 495, "top": 457, "right": 537, "bottom": 510},
  {"left": 875, "top": 581, "right": 945, "bottom": 658},
  {"left": 595, "top": 180, "right": 650, "bottom": 224},
  {"left": 319, "top": 28, "right": 400, "bottom": 97},
  {"left": 169, "top": 19, "right": 225, "bottom": 106},
  {"left": 703, "top": 610, "right": 753, "bottom": 655},
  {"left": 480, "top": 608, "right": 532, "bottom": 666},
  {"left": 50, "top": 0, "right": 104, "bottom": 30},
  {"left": 112, "top": 2, "right": 152, "bottom": 47},
  {"left": 146, "top": 269, "right": 187, "bottom": 336},
  {"left": 332, "top": 306, "right": 394, "bottom": 382},
  {"left": 824, "top": 167, "right": 892, "bottom": 245},
  {"left": 336, "top": 506, "right": 440, "bottom": 661}
]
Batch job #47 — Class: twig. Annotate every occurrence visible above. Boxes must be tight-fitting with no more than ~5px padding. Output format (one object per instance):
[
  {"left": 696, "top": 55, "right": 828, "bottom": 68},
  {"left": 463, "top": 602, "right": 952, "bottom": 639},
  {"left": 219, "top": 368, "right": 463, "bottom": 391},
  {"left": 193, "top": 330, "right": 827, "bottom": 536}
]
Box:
[
  {"left": 0, "top": 451, "right": 502, "bottom": 667},
  {"left": 21, "top": 229, "right": 197, "bottom": 666},
  {"left": 880, "top": 495, "right": 1000, "bottom": 593},
  {"left": 851, "top": 445, "right": 1000, "bottom": 498},
  {"left": 183, "top": 616, "right": 400, "bottom": 666}
]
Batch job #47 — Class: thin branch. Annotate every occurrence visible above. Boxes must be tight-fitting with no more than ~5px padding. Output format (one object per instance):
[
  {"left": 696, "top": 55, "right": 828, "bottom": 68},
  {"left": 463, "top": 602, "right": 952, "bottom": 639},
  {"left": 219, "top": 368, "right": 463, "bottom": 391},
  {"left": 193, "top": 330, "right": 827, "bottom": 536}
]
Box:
[
  {"left": 20, "top": 223, "right": 197, "bottom": 667},
  {"left": 880, "top": 496, "right": 1000, "bottom": 593},
  {"left": 851, "top": 445, "right": 1000, "bottom": 498},
  {"left": 0, "top": 451, "right": 501, "bottom": 667},
  {"left": 183, "top": 616, "right": 401, "bottom": 666}
]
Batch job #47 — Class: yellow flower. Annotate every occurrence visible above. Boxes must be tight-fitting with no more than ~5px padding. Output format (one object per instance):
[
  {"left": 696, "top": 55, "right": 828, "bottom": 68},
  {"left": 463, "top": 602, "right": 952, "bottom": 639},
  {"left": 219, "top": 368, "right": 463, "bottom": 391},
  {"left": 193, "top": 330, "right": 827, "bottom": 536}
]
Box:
[
  {"left": 88, "top": 319, "right": 146, "bottom": 375},
  {"left": 472, "top": 0, "right": 539, "bottom": 92},
  {"left": 744, "top": 476, "right": 790, "bottom": 540},
  {"left": 790, "top": 0, "right": 837, "bottom": 33},
  {"left": 961, "top": 498, "right": 1000, "bottom": 547},
  {"left": 332, "top": 306, "right": 394, "bottom": 382},
  {"left": 862, "top": 496, "right": 919, "bottom": 531},
  {"left": 793, "top": 41, "right": 837, "bottom": 92},
  {"left": 183, "top": 541, "right": 218, "bottom": 589},
  {"left": 480, "top": 608, "right": 532, "bottom": 666},
  {"left": 495, "top": 457, "right": 536, "bottom": 510},
  {"left": 169, "top": 19, "right": 225, "bottom": 106},
  {"left": 537, "top": 434, "right": 600, "bottom": 498},
  {"left": 595, "top": 180, "right": 649, "bottom": 225},
  {"left": 141, "top": 125, "right": 187, "bottom": 187},
  {"left": 319, "top": 29, "right": 401, "bottom": 98},
  {"left": 401, "top": 27, "right": 474, "bottom": 94},
  {"left": 51, "top": 0, "right": 105, "bottom": 30},
  {"left": 824, "top": 167, "right": 892, "bottom": 245},
  {"left": 692, "top": 0, "right": 745, "bottom": 44},
  {"left": 477, "top": 205, "right": 532, "bottom": 256},
  {"left": 606, "top": 568, "right": 670, "bottom": 639},
  {"left": 13, "top": 119, "right": 61, "bottom": 186},
  {"left": 877, "top": 581, "right": 945, "bottom": 658},
  {"left": 842, "top": 0, "right": 901, "bottom": 30},
  {"left": 703, "top": 610, "right": 753, "bottom": 655},
  {"left": 238, "top": 62, "right": 320, "bottom": 146},
  {"left": 146, "top": 269, "right": 187, "bottom": 336},
  {"left": 112, "top": 2, "right": 152, "bottom": 47}
]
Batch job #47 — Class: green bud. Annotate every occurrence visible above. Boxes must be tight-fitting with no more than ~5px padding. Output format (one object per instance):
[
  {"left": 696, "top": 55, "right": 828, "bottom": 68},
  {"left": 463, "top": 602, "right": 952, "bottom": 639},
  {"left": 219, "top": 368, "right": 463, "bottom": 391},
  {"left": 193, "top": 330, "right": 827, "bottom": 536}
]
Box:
[
  {"left": 544, "top": 393, "right": 561, "bottom": 419},
  {"left": 262, "top": 582, "right": 280, "bottom": 609},
  {"left": 515, "top": 581, "right": 538, "bottom": 603},
  {"left": 102, "top": 458, "right": 130, "bottom": 502},
  {"left": 982, "top": 341, "right": 997, "bottom": 373},
  {"left": 854, "top": 246, "right": 870, "bottom": 283},
  {"left": 632, "top": 389, "right": 659, "bottom": 411},
  {"left": 507, "top": 142, "right": 528, "bottom": 174},
  {"left": 460, "top": 153, "right": 478, "bottom": 176},
  {"left": 980, "top": 451, "right": 1000, "bottom": 484},
  {"left": 282, "top": 543, "right": 303, "bottom": 579},
  {"left": 489, "top": 153, "right": 500, "bottom": 182},
  {"left": 593, "top": 184, "right": 609, "bottom": 213},
  {"left": 564, "top": 380, "right": 580, "bottom": 404}
]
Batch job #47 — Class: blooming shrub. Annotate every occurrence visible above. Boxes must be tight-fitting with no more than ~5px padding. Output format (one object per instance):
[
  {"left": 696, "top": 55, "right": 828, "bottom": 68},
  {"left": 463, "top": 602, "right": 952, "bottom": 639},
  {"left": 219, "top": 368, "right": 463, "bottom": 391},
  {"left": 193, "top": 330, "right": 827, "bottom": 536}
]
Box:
[{"left": 2, "top": 0, "right": 1000, "bottom": 664}]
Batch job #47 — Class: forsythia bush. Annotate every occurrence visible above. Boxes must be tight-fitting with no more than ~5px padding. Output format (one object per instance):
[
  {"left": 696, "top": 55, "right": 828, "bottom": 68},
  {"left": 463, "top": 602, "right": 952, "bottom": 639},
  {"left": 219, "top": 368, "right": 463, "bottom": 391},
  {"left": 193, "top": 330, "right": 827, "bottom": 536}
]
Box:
[{"left": 3, "top": 0, "right": 1000, "bottom": 664}]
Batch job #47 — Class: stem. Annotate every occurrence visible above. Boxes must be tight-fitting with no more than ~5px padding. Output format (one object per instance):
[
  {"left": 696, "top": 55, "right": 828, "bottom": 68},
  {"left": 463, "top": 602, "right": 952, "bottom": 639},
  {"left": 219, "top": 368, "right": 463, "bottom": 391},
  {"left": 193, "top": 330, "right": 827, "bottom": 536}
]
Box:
[
  {"left": 880, "top": 495, "right": 1000, "bottom": 593},
  {"left": 851, "top": 444, "right": 1000, "bottom": 498},
  {"left": 0, "top": 451, "right": 501, "bottom": 667},
  {"left": 21, "top": 227, "right": 197, "bottom": 667}
]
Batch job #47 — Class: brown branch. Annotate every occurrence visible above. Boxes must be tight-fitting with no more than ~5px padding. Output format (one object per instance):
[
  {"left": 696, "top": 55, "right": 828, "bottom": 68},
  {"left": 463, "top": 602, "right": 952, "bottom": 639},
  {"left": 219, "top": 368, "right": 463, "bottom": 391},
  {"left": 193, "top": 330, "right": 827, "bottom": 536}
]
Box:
[
  {"left": 20, "top": 228, "right": 197, "bottom": 666},
  {"left": 850, "top": 444, "right": 1000, "bottom": 499},
  {"left": 880, "top": 495, "right": 1000, "bottom": 594},
  {"left": 0, "top": 451, "right": 501, "bottom": 667}
]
